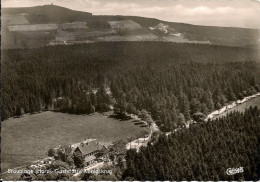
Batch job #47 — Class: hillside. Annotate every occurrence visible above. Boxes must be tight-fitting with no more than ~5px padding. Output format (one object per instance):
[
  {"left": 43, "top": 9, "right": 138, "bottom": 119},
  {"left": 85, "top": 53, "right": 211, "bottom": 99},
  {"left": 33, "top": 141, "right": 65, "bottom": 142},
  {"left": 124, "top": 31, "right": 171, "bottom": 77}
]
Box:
[{"left": 1, "top": 5, "right": 260, "bottom": 48}]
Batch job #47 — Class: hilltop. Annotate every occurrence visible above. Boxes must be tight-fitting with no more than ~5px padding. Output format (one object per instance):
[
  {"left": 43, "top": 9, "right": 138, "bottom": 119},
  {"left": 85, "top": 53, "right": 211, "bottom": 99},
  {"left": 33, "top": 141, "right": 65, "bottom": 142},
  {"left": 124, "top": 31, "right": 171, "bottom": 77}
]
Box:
[{"left": 2, "top": 5, "right": 92, "bottom": 24}]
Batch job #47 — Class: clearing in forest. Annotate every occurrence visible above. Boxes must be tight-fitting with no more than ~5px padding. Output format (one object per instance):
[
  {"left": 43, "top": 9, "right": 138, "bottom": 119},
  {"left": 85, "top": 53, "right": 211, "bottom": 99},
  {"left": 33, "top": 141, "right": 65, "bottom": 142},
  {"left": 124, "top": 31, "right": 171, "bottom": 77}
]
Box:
[{"left": 1, "top": 111, "right": 149, "bottom": 172}]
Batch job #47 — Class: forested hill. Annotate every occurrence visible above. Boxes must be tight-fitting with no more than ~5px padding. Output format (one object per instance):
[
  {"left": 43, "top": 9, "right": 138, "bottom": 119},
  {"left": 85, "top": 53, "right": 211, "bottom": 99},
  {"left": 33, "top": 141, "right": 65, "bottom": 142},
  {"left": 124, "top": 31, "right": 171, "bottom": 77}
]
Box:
[
  {"left": 2, "top": 5, "right": 92, "bottom": 24},
  {"left": 2, "top": 42, "right": 260, "bottom": 132},
  {"left": 2, "top": 5, "right": 260, "bottom": 48},
  {"left": 123, "top": 107, "right": 260, "bottom": 181}
]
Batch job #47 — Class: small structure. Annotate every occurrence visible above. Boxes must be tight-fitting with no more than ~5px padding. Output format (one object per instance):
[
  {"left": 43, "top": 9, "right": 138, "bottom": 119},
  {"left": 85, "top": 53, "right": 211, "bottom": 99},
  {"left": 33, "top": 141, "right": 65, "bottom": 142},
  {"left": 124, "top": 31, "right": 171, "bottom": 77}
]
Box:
[{"left": 72, "top": 140, "right": 106, "bottom": 166}]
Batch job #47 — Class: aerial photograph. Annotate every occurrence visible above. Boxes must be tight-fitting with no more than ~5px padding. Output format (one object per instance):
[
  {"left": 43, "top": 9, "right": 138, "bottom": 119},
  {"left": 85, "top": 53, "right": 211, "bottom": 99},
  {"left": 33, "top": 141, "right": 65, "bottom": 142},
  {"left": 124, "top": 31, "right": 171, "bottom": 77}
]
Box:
[{"left": 1, "top": 0, "right": 260, "bottom": 181}]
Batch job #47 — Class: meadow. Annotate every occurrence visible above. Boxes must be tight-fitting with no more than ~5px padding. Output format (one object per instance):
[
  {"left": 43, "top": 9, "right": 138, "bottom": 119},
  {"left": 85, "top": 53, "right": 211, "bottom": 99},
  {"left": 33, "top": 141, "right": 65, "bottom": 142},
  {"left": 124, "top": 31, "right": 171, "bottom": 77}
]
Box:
[{"left": 1, "top": 111, "right": 149, "bottom": 172}]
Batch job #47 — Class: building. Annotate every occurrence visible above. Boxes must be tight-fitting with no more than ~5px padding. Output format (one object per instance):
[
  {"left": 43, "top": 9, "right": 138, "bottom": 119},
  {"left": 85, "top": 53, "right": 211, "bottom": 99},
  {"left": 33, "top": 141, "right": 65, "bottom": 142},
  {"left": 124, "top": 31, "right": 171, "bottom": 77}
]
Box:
[{"left": 72, "top": 140, "right": 106, "bottom": 166}]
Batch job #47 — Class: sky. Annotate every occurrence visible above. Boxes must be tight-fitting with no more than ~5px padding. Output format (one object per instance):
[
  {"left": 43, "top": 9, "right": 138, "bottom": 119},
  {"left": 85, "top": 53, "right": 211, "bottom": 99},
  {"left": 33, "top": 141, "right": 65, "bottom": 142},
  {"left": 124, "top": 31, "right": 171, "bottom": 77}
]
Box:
[{"left": 2, "top": 0, "right": 260, "bottom": 29}]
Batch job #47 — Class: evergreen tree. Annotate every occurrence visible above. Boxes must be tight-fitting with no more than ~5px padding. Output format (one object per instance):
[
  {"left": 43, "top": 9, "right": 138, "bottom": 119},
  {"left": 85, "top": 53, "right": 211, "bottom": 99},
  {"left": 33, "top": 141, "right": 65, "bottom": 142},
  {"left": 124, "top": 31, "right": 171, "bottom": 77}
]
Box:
[{"left": 179, "top": 93, "right": 191, "bottom": 120}]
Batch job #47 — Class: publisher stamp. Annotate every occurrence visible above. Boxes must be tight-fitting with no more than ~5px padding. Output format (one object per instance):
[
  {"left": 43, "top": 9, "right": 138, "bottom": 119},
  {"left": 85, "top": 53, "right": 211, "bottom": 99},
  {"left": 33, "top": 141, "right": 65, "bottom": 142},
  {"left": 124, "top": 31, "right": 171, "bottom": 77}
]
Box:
[{"left": 226, "top": 167, "right": 244, "bottom": 175}]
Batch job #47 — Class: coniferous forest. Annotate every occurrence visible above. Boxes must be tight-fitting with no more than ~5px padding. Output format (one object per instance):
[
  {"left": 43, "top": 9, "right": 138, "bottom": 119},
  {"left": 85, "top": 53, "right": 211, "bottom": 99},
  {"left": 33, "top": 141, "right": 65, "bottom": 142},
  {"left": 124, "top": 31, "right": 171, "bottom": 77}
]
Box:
[
  {"left": 2, "top": 42, "right": 260, "bottom": 133},
  {"left": 2, "top": 41, "right": 260, "bottom": 181},
  {"left": 123, "top": 107, "right": 260, "bottom": 181}
]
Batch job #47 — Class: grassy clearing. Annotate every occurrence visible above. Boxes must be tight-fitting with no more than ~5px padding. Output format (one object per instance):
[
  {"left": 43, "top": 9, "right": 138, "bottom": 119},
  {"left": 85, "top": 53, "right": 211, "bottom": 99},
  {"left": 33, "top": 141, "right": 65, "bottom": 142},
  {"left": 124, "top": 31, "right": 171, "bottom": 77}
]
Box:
[
  {"left": 214, "top": 96, "right": 260, "bottom": 119},
  {"left": 1, "top": 111, "right": 149, "bottom": 172}
]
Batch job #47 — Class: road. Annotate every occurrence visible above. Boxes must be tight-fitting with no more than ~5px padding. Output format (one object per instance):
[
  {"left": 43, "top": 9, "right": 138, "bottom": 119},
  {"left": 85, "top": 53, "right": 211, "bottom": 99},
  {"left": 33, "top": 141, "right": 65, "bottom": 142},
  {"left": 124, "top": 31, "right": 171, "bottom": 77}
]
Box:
[
  {"left": 125, "top": 113, "right": 159, "bottom": 151},
  {"left": 213, "top": 94, "right": 260, "bottom": 119},
  {"left": 207, "top": 92, "right": 260, "bottom": 120},
  {"left": 166, "top": 92, "right": 260, "bottom": 136}
]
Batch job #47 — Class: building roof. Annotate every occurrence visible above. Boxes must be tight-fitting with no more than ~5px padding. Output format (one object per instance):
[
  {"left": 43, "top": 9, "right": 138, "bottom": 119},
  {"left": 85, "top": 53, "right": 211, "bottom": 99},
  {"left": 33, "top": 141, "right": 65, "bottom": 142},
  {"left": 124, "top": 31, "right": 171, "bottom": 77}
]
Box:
[
  {"left": 75, "top": 141, "right": 104, "bottom": 156},
  {"left": 71, "top": 138, "right": 96, "bottom": 149}
]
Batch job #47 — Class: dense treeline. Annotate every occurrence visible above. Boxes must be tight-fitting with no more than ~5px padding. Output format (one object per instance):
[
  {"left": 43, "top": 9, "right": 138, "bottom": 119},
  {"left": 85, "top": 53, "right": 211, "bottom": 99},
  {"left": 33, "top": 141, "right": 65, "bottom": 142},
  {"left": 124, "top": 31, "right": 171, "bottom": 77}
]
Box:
[
  {"left": 123, "top": 107, "right": 260, "bottom": 181},
  {"left": 2, "top": 42, "right": 260, "bottom": 132}
]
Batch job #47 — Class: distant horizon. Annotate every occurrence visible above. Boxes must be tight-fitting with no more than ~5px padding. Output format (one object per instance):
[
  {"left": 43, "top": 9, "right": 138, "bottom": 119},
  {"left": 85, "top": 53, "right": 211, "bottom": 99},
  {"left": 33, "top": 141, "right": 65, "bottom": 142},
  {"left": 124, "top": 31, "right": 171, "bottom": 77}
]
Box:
[
  {"left": 2, "top": 0, "right": 260, "bottom": 29},
  {"left": 2, "top": 4, "right": 260, "bottom": 30}
]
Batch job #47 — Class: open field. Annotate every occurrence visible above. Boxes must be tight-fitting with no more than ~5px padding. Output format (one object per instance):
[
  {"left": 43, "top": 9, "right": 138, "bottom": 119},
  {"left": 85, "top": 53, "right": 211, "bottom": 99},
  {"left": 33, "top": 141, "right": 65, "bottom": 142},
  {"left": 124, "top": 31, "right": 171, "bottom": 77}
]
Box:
[
  {"left": 214, "top": 96, "right": 260, "bottom": 119},
  {"left": 8, "top": 24, "right": 58, "bottom": 31},
  {"left": 97, "top": 34, "right": 158, "bottom": 41},
  {"left": 1, "top": 111, "right": 149, "bottom": 172},
  {"left": 108, "top": 20, "right": 142, "bottom": 30},
  {"left": 2, "top": 13, "right": 29, "bottom": 25}
]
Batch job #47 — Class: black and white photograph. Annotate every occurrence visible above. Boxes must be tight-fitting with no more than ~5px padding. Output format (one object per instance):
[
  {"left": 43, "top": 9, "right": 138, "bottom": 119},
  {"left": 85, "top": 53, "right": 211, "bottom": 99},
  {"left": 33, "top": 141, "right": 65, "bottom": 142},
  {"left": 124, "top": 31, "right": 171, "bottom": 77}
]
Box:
[{"left": 1, "top": 0, "right": 260, "bottom": 181}]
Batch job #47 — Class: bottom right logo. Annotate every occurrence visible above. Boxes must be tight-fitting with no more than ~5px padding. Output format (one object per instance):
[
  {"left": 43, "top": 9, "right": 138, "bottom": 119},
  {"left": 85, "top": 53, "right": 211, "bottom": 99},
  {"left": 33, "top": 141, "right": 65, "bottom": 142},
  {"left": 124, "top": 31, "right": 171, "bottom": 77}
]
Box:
[{"left": 226, "top": 167, "right": 244, "bottom": 175}]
